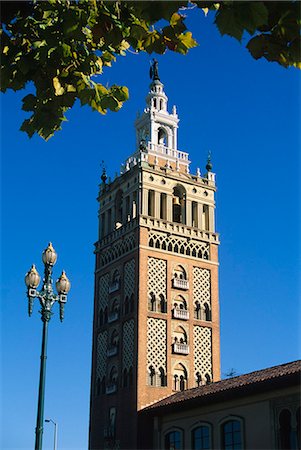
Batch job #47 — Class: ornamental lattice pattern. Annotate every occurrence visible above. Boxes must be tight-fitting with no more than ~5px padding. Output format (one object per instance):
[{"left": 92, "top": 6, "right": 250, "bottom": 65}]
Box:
[
  {"left": 193, "top": 326, "right": 212, "bottom": 381},
  {"left": 149, "top": 231, "right": 210, "bottom": 260},
  {"left": 96, "top": 331, "right": 108, "bottom": 379},
  {"left": 193, "top": 267, "right": 211, "bottom": 308},
  {"left": 99, "top": 233, "right": 136, "bottom": 267},
  {"left": 147, "top": 318, "right": 167, "bottom": 372},
  {"left": 98, "top": 273, "right": 109, "bottom": 310},
  {"left": 122, "top": 319, "right": 134, "bottom": 370},
  {"left": 124, "top": 259, "right": 135, "bottom": 298},
  {"left": 147, "top": 257, "right": 167, "bottom": 297}
]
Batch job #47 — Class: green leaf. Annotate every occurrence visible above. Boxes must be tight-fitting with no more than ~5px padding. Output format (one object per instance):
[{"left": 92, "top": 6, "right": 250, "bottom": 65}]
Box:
[
  {"left": 22, "top": 94, "right": 37, "bottom": 112},
  {"left": 215, "top": 7, "right": 244, "bottom": 41}
]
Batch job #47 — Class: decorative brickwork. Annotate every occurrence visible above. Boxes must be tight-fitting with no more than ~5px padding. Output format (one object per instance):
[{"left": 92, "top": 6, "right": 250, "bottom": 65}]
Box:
[
  {"left": 124, "top": 259, "right": 135, "bottom": 298},
  {"left": 147, "top": 257, "right": 167, "bottom": 298},
  {"left": 99, "top": 234, "right": 136, "bottom": 267},
  {"left": 149, "top": 231, "right": 210, "bottom": 260},
  {"left": 147, "top": 318, "right": 167, "bottom": 374},
  {"left": 98, "top": 273, "right": 109, "bottom": 310},
  {"left": 96, "top": 331, "right": 108, "bottom": 379},
  {"left": 193, "top": 326, "right": 212, "bottom": 383},
  {"left": 193, "top": 267, "right": 211, "bottom": 320},
  {"left": 122, "top": 319, "right": 135, "bottom": 370}
]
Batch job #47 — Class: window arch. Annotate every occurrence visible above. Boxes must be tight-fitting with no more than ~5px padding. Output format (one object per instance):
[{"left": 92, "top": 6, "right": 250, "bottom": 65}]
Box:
[
  {"left": 173, "top": 325, "right": 188, "bottom": 344},
  {"left": 115, "top": 189, "right": 123, "bottom": 227},
  {"left": 194, "top": 301, "right": 201, "bottom": 319},
  {"left": 110, "top": 328, "right": 119, "bottom": 347},
  {"left": 173, "top": 295, "right": 187, "bottom": 311},
  {"left": 148, "top": 365, "right": 156, "bottom": 386},
  {"left": 172, "top": 185, "right": 186, "bottom": 224},
  {"left": 173, "top": 363, "right": 188, "bottom": 391},
  {"left": 159, "top": 294, "right": 167, "bottom": 313},
  {"left": 159, "top": 367, "right": 167, "bottom": 387},
  {"left": 148, "top": 292, "right": 156, "bottom": 312},
  {"left": 164, "top": 430, "right": 182, "bottom": 450},
  {"left": 158, "top": 127, "right": 168, "bottom": 146},
  {"left": 192, "top": 424, "right": 212, "bottom": 450},
  {"left": 221, "top": 419, "right": 243, "bottom": 450}
]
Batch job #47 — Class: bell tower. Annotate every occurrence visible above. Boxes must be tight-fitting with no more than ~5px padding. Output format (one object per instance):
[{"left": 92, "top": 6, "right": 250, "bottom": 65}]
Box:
[{"left": 89, "top": 61, "right": 221, "bottom": 450}]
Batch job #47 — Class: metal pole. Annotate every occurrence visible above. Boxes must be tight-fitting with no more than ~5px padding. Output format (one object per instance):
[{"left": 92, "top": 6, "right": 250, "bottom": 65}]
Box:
[
  {"left": 34, "top": 319, "right": 49, "bottom": 450},
  {"left": 54, "top": 422, "right": 57, "bottom": 450}
]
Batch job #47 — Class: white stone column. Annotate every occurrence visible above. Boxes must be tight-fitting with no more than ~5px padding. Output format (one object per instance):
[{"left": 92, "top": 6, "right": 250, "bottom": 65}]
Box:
[
  {"left": 142, "top": 188, "right": 149, "bottom": 216},
  {"left": 167, "top": 195, "right": 173, "bottom": 222},
  {"left": 154, "top": 191, "right": 160, "bottom": 219},
  {"left": 209, "top": 206, "right": 215, "bottom": 232},
  {"left": 186, "top": 200, "right": 192, "bottom": 227},
  {"left": 198, "top": 203, "right": 203, "bottom": 231}
]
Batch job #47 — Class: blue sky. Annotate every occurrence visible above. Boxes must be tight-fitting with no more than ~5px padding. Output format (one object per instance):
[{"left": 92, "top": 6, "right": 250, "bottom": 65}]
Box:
[{"left": 1, "top": 8, "right": 300, "bottom": 450}]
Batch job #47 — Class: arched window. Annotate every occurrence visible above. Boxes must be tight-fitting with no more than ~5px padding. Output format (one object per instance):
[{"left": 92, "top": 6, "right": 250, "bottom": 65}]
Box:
[
  {"left": 173, "top": 185, "right": 186, "bottom": 224},
  {"left": 148, "top": 365, "right": 156, "bottom": 386},
  {"left": 115, "top": 190, "right": 123, "bottom": 227},
  {"left": 221, "top": 419, "right": 242, "bottom": 450},
  {"left": 149, "top": 292, "right": 156, "bottom": 312},
  {"left": 196, "top": 372, "right": 202, "bottom": 387},
  {"left": 110, "top": 329, "right": 119, "bottom": 348},
  {"left": 173, "top": 363, "right": 188, "bottom": 391},
  {"left": 205, "top": 374, "right": 211, "bottom": 385},
  {"left": 192, "top": 425, "right": 211, "bottom": 450},
  {"left": 160, "top": 192, "right": 167, "bottom": 219},
  {"left": 204, "top": 303, "right": 211, "bottom": 321},
  {"left": 159, "top": 294, "right": 167, "bottom": 313},
  {"left": 164, "top": 430, "right": 182, "bottom": 450},
  {"left": 159, "top": 367, "right": 167, "bottom": 387},
  {"left": 158, "top": 127, "right": 167, "bottom": 146},
  {"left": 194, "top": 301, "right": 201, "bottom": 319}
]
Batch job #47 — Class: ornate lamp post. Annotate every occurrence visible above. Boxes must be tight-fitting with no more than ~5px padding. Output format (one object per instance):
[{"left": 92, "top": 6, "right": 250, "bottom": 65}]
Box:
[{"left": 25, "top": 243, "right": 71, "bottom": 450}]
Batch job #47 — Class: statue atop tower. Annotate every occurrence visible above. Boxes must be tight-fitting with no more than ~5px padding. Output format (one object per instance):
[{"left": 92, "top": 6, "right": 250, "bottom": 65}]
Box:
[{"left": 149, "top": 58, "right": 160, "bottom": 81}]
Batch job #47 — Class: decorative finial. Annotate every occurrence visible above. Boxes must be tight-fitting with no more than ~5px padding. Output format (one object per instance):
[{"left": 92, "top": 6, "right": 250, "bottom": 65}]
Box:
[
  {"left": 101, "top": 160, "right": 107, "bottom": 183},
  {"left": 206, "top": 151, "right": 213, "bottom": 172},
  {"left": 139, "top": 139, "right": 147, "bottom": 151},
  {"left": 149, "top": 58, "right": 160, "bottom": 81}
]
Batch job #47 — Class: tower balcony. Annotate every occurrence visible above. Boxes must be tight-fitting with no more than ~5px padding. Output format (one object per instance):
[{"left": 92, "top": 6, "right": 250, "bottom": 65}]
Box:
[
  {"left": 107, "top": 345, "right": 118, "bottom": 357},
  {"left": 108, "top": 311, "right": 119, "bottom": 323},
  {"left": 173, "top": 342, "right": 189, "bottom": 355},
  {"left": 172, "top": 278, "right": 189, "bottom": 290},
  {"left": 147, "top": 142, "right": 190, "bottom": 164},
  {"left": 106, "top": 383, "right": 117, "bottom": 394},
  {"left": 173, "top": 308, "right": 189, "bottom": 320},
  {"left": 108, "top": 280, "right": 120, "bottom": 294}
]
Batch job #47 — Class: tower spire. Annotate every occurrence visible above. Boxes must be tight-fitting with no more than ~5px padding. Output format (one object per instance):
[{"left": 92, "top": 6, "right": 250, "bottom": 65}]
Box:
[{"left": 149, "top": 58, "right": 160, "bottom": 82}]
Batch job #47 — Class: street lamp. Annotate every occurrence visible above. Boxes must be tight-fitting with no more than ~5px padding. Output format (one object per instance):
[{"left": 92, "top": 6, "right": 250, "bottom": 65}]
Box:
[
  {"left": 25, "top": 243, "right": 71, "bottom": 450},
  {"left": 45, "top": 419, "right": 58, "bottom": 450}
]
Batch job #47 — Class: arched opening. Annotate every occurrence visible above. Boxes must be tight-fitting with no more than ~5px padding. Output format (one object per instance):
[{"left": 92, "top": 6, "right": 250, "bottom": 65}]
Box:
[
  {"left": 172, "top": 185, "right": 186, "bottom": 224},
  {"left": 158, "top": 127, "right": 168, "bottom": 146},
  {"left": 205, "top": 303, "right": 212, "bottom": 321},
  {"left": 159, "top": 294, "right": 167, "bottom": 313},
  {"left": 115, "top": 189, "right": 123, "bottom": 228},
  {"left": 148, "top": 292, "right": 156, "bottom": 312},
  {"left": 160, "top": 192, "right": 167, "bottom": 219},
  {"left": 159, "top": 367, "right": 167, "bottom": 387},
  {"left": 148, "top": 189, "right": 155, "bottom": 217},
  {"left": 194, "top": 301, "right": 201, "bottom": 319},
  {"left": 173, "top": 363, "right": 187, "bottom": 391},
  {"left": 196, "top": 372, "right": 202, "bottom": 387},
  {"left": 148, "top": 365, "right": 156, "bottom": 386},
  {"left": 205, "top": 373, "right": 211, "bottom": 384}
]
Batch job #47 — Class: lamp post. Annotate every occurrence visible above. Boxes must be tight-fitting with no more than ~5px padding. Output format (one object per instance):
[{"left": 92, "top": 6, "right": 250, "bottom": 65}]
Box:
[
  {"left": 25, "top": 243, "right": 71, "bottom": 450},
  {"left": 45, "top": 419, "right": 58, "bottom": 450}
]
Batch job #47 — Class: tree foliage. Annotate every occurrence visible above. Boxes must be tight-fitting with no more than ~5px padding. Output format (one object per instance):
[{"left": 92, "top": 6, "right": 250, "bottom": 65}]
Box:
[{"left": 1, "top": 1, "right": 300, "bottom": 140}]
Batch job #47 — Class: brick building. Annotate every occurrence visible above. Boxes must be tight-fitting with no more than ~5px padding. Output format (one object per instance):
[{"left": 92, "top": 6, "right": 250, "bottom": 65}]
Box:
[{"left": 88, "top": 61, "right": 221, "bottom": 450}]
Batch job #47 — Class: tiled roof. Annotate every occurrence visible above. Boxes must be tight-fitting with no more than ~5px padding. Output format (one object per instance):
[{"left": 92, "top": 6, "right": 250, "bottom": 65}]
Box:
[{"left": 143, "top": 360, "right": 301, "bottom": 413}]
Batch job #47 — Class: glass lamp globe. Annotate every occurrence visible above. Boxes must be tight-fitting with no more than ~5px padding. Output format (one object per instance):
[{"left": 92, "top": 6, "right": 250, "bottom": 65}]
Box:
[
  {"left": 42, "top": 242, "right": 57, "bottom": 266},
  {"left": 25, "top": 264, "right": 40, "bottom": 288},
  {"left": 56, "top": 270, "right": 71, "bottom": 295}
]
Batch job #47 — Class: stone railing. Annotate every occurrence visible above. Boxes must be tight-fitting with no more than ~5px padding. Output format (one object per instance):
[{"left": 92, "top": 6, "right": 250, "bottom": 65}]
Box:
[
  {"left": 173, "top": 342, "right": 189, "bottom": 355},
  {"left": 147, "top": 142, "right": 189, "bottom": 162},
  {"left": 172, "top": 278, "right": 189, "bottom": 290},
  {"left": 108, "top": 311, "right": 119, "bottom": 324},
  {"left": 173, "top": 308, "right": 189, "bottom": 320},
  {"left": 140, "top": 215, "right": 219, "bottom": 243},
  {"left": 106, "top": 383, "right": 117, "bottom": 395},
  {"left": 107, "top": 345, "right": 118, "bottom": 357},
  {"left": 97, "top": 217, "right": 138, "bottom": 249},
  {"left": 108, "top": 281, "right": 120, "bottom": 294}
]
